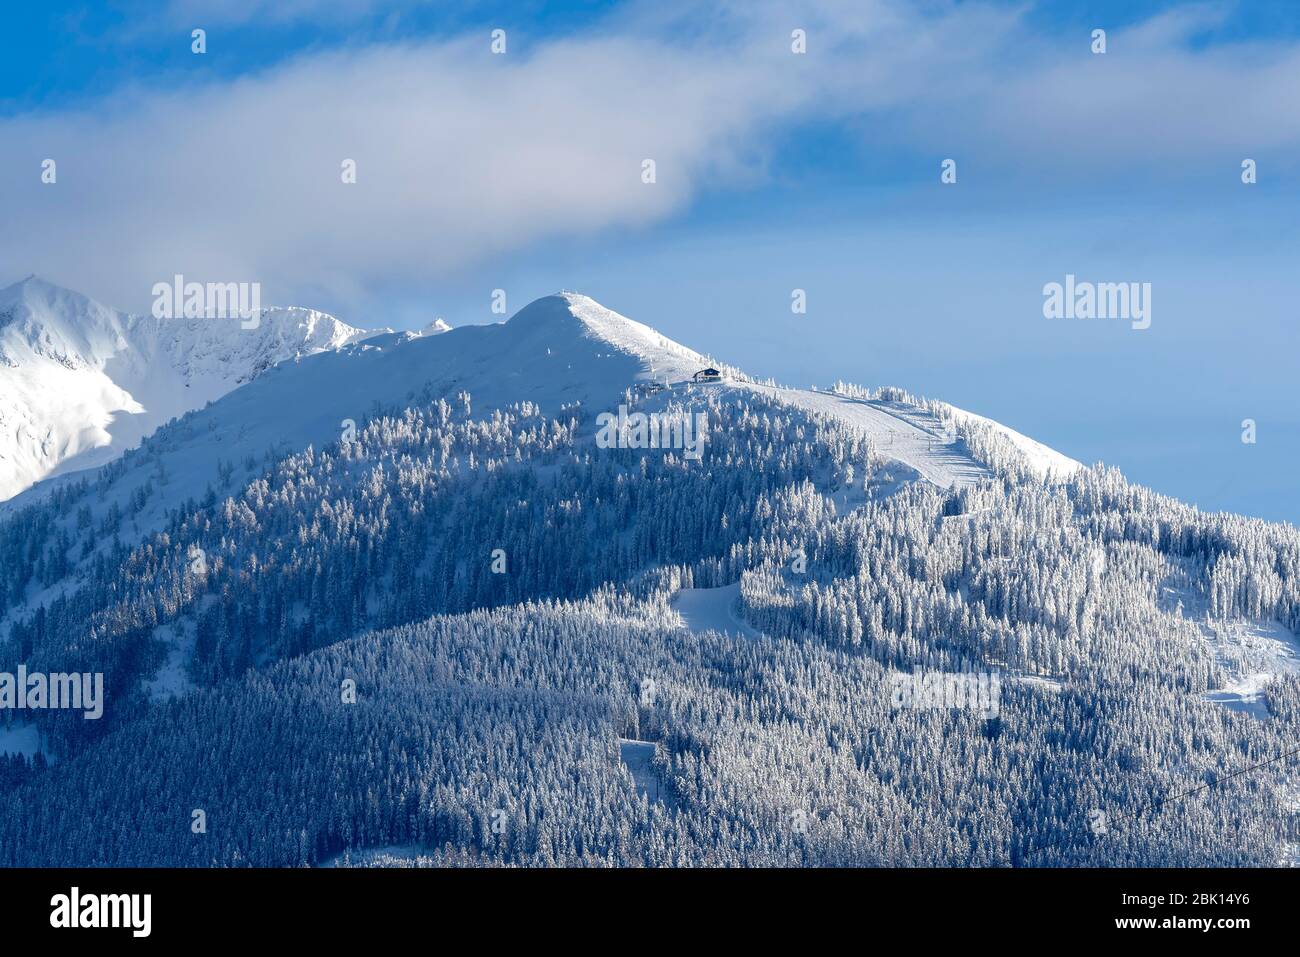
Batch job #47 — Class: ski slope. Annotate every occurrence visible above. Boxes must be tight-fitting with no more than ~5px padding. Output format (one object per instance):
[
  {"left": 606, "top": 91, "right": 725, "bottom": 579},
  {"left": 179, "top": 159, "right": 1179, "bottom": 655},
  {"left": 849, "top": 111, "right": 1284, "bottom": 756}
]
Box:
[{"left": 736, "top": 382, "right": 993, "bottom": 490}]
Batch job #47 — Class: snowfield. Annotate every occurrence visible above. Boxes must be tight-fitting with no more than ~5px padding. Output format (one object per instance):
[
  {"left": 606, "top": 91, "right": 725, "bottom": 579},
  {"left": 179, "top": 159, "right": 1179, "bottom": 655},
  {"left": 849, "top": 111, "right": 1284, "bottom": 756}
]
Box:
[
  {"left": 737, "top": 383, "right": 993, "bottom": 490},
  {"left": 0, "top": 722, "right": 41, "bottom": 758},
  {"left": 618, "top": 738, "right": 666, "bottom": 803},
  {"left": 943, "top": 405, "right": 1082, "bottom": 480},
  {"left": 1199, "top": 619, "right": 1300, "bottom": 719},
  {"left": 0, "top": 276, "right": 381, "bottom": 501},
  {"left": 671, "top": 582, "right": 762, "bottom": 640}
]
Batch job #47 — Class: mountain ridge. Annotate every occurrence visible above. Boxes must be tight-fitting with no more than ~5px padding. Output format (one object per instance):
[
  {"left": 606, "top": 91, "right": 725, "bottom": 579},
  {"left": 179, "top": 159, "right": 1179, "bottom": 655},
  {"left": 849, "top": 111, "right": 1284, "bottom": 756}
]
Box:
[
  {"left": 0, "top": 279, "right": 1080, "bottom": 518},
  {"left": 0, "top": 276, "right": 381, "bottom": 500}
]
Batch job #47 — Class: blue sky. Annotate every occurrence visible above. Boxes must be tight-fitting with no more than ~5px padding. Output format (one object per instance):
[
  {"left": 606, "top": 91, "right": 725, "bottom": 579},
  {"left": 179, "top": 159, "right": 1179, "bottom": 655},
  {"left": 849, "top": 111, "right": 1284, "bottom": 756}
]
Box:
[{"left": 3, "top": 0, "right": 1299, "bottom": 522}]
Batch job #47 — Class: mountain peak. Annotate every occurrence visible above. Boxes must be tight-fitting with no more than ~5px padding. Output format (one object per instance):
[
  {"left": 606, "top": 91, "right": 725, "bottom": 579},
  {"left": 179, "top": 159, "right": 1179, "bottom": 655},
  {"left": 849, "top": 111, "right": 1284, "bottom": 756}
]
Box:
[
  {"left": 507, "top": 292, "right": 711, "bottom": 384},
  {"left": 1, "top": 274, "right": 108, "bottom": 312},
  {"left": 0, "top": 279, "right": 382, "bottom": 501},
  {"left": 0, "top": 275, "right": 131, "bottom": 358},
  {"left": 7, "top": 273, "right": 50, "bottom": 290}
]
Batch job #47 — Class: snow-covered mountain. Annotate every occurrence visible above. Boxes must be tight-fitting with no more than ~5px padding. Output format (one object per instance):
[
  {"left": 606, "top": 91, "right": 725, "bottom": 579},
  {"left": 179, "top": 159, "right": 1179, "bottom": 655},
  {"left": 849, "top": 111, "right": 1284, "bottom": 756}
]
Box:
[
  {"left": 0, "top": 286, "right": 1086, "bottom": 648},
  {"left": 2, "top": 287, "right": 1079, "bottom": 529},
  {"left": 0, "top": 276, "right": 380, "bottom": 501},
  {"left": 6, "top": 286, "right": 1300, "bottom": 872}
]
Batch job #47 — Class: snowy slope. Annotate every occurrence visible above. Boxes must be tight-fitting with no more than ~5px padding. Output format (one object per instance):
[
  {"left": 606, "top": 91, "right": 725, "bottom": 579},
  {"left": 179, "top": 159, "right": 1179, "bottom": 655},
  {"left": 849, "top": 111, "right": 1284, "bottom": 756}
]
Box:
[
  {"left": 543, "top": 292, "right": 711, "bottom": 384},
  {"left": 944, "top": 405, "right": 1082, "bottom": 480},
  {"left": 0, "top": 276, "right": 378, "bottom": 500},
  {"left": 1, "top": 290, "right": 1079, "bottom": 602},
  {"left": 736, "top": 383, "right": 993, "bottom": 490},
  {"left": 1200, "top": 619, "right": 1300, "bottom": 719},
  {"left": 671, "top": 582, "right": 762, "bottom": 640},
  {"left": 0, "top": 295, "right": 669, "bottom": 542},
  {"left": 552, "top": 295, "right": 1035, "bottom": 490}
]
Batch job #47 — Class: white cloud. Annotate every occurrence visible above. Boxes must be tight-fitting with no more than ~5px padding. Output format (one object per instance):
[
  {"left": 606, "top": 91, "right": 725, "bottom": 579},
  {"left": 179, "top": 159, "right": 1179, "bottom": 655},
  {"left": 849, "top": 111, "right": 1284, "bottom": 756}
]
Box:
[
  {"left": 2, "top": 28, "right": 796, "bottom": 311},
  {"left": 5, "top": 0, "right": 1300, "bottom": 315}
]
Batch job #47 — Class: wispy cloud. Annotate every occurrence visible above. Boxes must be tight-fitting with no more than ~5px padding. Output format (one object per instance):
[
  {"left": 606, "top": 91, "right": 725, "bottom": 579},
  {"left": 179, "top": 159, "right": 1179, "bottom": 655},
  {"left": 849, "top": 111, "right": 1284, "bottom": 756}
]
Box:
[
  {"left": 4, "top": 0, "right": 1300, "bottom": 314},
  {"left": 157, "top": 0, "right": 410, "bottom": 27}
]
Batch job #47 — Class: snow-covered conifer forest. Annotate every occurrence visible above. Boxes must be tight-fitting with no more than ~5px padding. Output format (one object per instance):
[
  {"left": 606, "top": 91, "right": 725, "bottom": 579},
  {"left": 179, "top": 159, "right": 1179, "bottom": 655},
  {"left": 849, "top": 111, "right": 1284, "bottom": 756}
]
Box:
[{"left": 1, "top": 285, "right": 1297, "bottom": 868}]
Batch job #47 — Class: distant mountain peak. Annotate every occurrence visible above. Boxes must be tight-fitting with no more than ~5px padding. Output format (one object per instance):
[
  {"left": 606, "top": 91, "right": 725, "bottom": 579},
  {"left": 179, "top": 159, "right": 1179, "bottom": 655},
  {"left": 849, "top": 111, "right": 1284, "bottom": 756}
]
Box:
[
  {"left": 0, "top": 277, "right": 383, "bottom": 501},
  {"left": 1, "top": 274, "right": 108, "bottom": 312}
]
